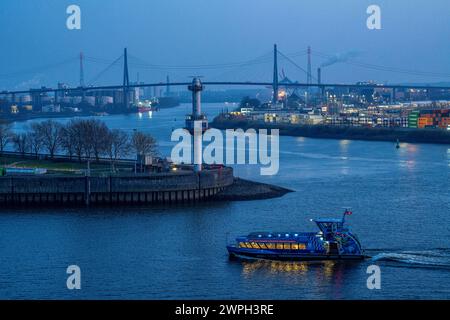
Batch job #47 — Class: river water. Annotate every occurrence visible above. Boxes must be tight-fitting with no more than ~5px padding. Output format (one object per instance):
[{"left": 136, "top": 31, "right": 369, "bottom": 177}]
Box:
[{"left": 1, "top": 103, "right": 450, "bottom": 299}]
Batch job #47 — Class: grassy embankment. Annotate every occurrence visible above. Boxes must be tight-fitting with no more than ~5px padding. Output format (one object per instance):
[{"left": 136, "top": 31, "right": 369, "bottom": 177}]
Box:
[{"left": 0, "top": 155, "right": 131, "bottom": 175}]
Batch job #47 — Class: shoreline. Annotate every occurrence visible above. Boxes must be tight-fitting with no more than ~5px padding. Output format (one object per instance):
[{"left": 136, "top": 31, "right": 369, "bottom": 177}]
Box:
[
  {"left": 0, "top": 110, "right": 137, "bottom": 124},
  {"left": 213, "top": 178, "right": 293, "bottom": 201},
  {"left": 0, "top": 176, "right": 293, "bottom": 207},
  {"left": 211, "top": 117, "right": 450, "bottom": 145},
  {"left": 0, "top": 154, "right": 292, "bottom": 205}
]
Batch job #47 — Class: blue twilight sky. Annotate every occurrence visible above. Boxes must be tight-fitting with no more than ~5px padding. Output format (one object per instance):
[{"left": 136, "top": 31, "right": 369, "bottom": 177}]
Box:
[{"left": 0, "top": 0, "right": 449, "bottom": 90}]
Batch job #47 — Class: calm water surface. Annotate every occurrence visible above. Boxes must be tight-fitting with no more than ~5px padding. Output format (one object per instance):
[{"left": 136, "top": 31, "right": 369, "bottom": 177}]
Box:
[{"left": 1, "top": 104, "right": 450, "bottom": 299}]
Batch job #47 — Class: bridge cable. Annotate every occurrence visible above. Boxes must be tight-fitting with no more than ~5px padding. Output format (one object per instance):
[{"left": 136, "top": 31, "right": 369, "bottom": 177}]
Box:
[
  {"left": 312, "top": 50, "right": 450, "bottom": 78},
  {"left": 126, "top": 52, "right": 274, "bottom": 70},
  {"left": 0, "top": 56, "right": 79, "bottom": 79},
  {"left": 278, "top": 50, "right": 317, "bottom": 82},
  {"left": 87, "top": 54, "right": 124, "bottom": 86}
]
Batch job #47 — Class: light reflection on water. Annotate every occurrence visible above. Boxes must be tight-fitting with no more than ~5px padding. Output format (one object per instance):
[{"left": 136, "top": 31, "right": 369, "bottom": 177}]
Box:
[
  {"left": 242, "top": 260, "right": 310, "bottom": 276},
  {"left": 239, "top": 260, "right": 351, "bottom": 280},
  {"left": 339, "top": 139, "right": 351, "bottom": 153}
]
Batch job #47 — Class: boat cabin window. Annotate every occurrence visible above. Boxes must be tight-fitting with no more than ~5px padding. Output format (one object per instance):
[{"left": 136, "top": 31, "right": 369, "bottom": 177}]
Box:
[
  {"left": 253, "top": 242, "right": 307, "bottom": 250},
  {"left": 250, "top": 242, "right": 260, "bottom": 249},
  {"left": 239, "top": 242, "right": 246, "bottom": 248}
]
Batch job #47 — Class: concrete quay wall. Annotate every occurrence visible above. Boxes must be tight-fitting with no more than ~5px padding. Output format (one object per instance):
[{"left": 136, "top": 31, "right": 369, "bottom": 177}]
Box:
[{"left": 0, "top": 167, "right": 234, "bottom": 205}]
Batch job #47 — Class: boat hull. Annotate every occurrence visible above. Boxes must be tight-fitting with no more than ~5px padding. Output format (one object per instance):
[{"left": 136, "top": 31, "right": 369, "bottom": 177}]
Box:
[
  {"left": 227, "top": 246, "right": 365, "bottom": 261},
  {"left": 138, "top": 107, "right": 156, "bottom": 113}
]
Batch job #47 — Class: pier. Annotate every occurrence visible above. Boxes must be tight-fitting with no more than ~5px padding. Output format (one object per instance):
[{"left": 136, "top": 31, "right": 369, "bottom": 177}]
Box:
[{"left": 0, "top": 167, "right": 234, "bottom": 206}]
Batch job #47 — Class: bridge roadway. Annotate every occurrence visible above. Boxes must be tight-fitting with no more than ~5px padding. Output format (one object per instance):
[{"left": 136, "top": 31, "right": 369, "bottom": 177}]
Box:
[{"left": 1, "top": 81, "right": 450, "bottom": 96}]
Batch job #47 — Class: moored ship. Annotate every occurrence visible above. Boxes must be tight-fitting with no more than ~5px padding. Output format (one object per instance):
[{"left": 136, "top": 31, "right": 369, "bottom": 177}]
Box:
[
  {"left": 136, "top": 100, "right": 158, "bottom": 113},
  {"left": 155, "top": 96, "right": 180, "bottom": 108},
  {"left": 227, "top": 209, "right": 365, "bottom": 261}
]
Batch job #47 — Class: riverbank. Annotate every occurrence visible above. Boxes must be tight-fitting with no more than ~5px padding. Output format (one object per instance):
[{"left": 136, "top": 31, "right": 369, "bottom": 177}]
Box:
[
  {"left": 0, "top": 109, "right": 137, "bottom": 124},
  {"left": 0, "top": 153, "right": 292, "bottom": 205},
  {"left": 211, "top": 116, "right": 450, "bottom": 145}
]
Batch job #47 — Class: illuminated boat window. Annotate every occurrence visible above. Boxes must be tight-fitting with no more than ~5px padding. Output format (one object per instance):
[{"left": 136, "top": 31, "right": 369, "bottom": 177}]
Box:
[
  {"left": 291, "top": 243, "right": 299, "bottom": 250},
  {"left": 251, "top": 242, "right": 260, "bottom": 249},
  {"left": 265, "top": 243, "right": 275, "bottom": 249},
  {"left": 258, "top": 243, "right": 267, "bottom": 249},
  {"left": 298, "top": 243, "right": 307, "bottom": 250},
  {"left": 245, "top": 242, "right": 252, "bottom": 248},
  {"left": 283, "top": 243, "right": 291, "bottom": 250},
  {"left": 239, "top": 242, "right": 246, "bottom": 248},
  {"left": 276, "top": 243, "right": 284, "bottom": 250}
]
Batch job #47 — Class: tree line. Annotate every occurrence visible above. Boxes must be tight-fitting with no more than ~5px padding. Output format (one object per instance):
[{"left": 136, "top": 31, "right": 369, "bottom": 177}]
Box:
[{"left": 0, "top": 119, "right": 158, "bottom": 166}]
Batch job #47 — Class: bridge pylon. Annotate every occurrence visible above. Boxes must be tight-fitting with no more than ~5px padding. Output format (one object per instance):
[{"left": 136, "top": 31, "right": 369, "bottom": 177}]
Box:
[
  {"left": 272, "top": 44, "right": 279, "bottom": 104},
  {"left": 123, "top": 48, "right": 130, "bottom": 109}
]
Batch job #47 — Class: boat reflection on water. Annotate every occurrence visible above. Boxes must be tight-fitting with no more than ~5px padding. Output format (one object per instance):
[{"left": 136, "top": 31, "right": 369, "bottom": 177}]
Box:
[
  {"left": 237, "top": 258, "right": 363, "bottom": 294},
  {"left": 138, "top": 111, "right": 153, "bottom": 119},
  {"left": 242, "top": 260, "right": 309, "bottom": 276},
  {"left": 240, "top": 259, "right": 342, "bottom": 279},
  {"left": 236, "top": 259, "right": 365, "bottom": 299}
]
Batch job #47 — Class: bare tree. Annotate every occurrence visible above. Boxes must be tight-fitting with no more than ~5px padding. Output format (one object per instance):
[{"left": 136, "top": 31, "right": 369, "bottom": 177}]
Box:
[
  {"left": 80, "top": 120, "right": 95, "bottom": 159},
  {"left": 0, "top": 123, "right": 12, "bottom": 154},
  {"left": 131, "top": 131, "right": 158, "bottom": 158},
  {"left": 27, "top": 124, "right": 45, "bottom": 157},
  {"left": 62, "top": 119, "right": 111, "bottom": 162},
  {"left": 85, "top": 119, "right": 109, "bottom": 161},
  {"left": 65, "top": 119, "right": 85, "bottom": 162},
  {"left": 12, "top": 133, "right": 30, "bottom": 155},
  {"left": 60, "top": 126, "right": 74, "bottom": 159},
  {"left": 105, "top": 129, "right": 131, "bottom": 171},
  {"left": 34, "top": 120, "right": 63, "bottom": 158}
]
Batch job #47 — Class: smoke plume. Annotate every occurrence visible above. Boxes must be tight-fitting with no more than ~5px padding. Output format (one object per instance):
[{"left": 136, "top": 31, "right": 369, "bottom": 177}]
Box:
[{"left": 320, "top": 50, "right": 362, "bottom": 68}]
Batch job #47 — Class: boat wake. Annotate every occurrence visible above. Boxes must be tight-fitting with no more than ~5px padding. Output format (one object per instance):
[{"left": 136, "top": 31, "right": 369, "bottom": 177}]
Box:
[{"left": 369, "top": 249, "right": 450, "bottom": 269}]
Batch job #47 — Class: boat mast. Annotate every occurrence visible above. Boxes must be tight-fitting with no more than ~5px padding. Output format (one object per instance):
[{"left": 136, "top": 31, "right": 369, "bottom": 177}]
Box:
[{"left": 342, "top": 207, "right": 352, "bottom": 223}]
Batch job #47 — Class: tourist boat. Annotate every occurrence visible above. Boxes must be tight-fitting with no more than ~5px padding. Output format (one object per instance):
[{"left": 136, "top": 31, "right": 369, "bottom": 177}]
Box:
[{"left": 226, "top": 209, "right": 366, "bottom": 261}]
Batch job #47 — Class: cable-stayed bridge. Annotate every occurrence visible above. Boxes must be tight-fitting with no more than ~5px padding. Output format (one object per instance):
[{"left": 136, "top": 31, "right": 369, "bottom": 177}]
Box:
[{"left": 1, "top": 45, "right": 449, "bottom": 101}]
